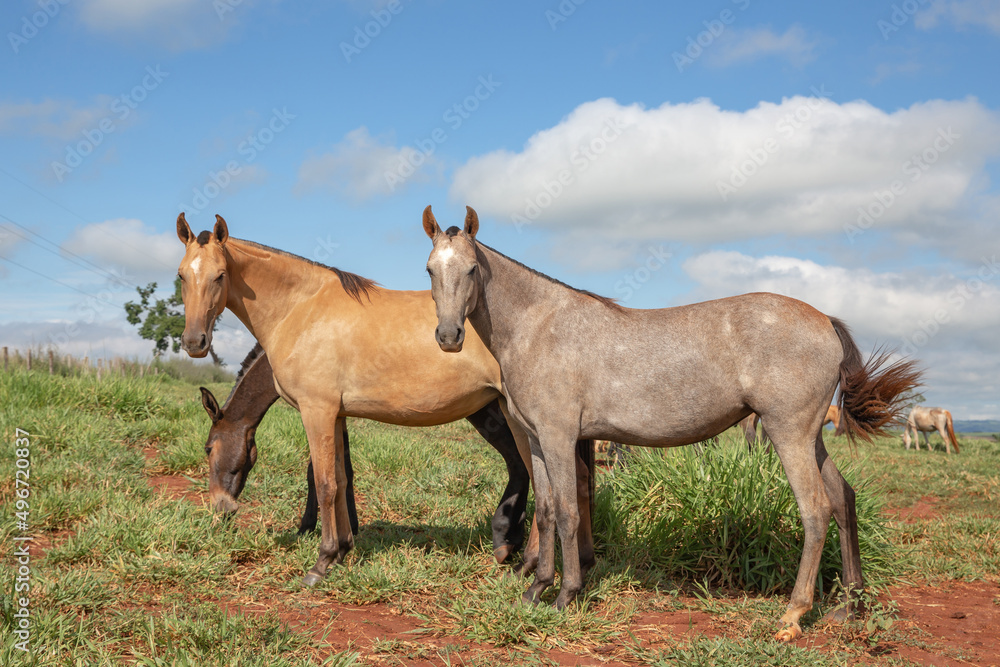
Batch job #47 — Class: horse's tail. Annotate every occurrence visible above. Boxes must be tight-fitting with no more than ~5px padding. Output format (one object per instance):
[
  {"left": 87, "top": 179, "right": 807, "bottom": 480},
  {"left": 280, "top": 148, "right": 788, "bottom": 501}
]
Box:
[
  {"left": 945, "top": 410, "right": 960, "bottom": 454},
  {"left": 829, "top": 317, "right": 923, "bottom": 444}
]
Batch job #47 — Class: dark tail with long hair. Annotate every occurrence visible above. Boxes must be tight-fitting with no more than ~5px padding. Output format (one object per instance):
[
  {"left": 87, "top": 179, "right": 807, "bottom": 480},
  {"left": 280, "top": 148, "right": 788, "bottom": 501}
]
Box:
[
  {"left": 945, "top": 410, "right": 960, "bottom": 453},
  {"left": 830, "top": 317, "right": 923, "bottom": 444}
]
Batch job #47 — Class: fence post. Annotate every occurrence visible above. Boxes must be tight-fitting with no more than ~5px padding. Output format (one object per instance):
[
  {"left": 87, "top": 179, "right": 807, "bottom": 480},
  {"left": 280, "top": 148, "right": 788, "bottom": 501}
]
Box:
[
  {"left": 49, "top": 350, "right": 54, "bottom": 375},
  {"left": 26, "top": 349, "right": 32, "bottom": 371}
]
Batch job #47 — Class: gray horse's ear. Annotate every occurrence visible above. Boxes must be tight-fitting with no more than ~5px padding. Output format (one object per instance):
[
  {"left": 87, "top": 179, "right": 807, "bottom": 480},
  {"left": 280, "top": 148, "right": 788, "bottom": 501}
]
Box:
[
  {"left": 177, "top": 212, "right": 193, "bottom": 245},
  {"left": 422, "top": 205, "right": 440, "bottom": 239},
  {"left": 213, "top": 215, "right": 229, "bottom": 245},
  {"left": 464, "top": 206, "right": 479, "bottom": 239},
  {"left": 200, "top": 387, "right": 222, "bottom": 423}
]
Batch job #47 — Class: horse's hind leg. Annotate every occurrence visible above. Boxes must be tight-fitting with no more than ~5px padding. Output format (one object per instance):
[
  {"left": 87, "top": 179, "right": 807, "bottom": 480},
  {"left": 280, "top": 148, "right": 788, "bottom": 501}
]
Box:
[
  {"left": 768, "top": 422, "right": 835, "bottom": 642},
  {"left": 935, "top": 421, "right": 952, "bottom": 454},
  {"left": 466, "top": 400, "right": 529, "bottom": 563},
  {"left": 815, "top": 433, "right": 865, "bottom": 623}
]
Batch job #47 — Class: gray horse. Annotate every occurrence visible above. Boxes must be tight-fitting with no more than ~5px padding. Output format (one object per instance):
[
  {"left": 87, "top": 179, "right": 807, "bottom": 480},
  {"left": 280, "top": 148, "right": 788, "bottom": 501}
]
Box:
[{"left": 421, "top": 206, "right": 921, "bottom": 642}]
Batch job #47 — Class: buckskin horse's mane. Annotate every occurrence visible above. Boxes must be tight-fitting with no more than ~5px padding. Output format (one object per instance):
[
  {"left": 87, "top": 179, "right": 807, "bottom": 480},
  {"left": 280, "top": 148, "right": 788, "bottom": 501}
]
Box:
[{"left": 229, "top": 237, "right": 380, "bottom": 305}]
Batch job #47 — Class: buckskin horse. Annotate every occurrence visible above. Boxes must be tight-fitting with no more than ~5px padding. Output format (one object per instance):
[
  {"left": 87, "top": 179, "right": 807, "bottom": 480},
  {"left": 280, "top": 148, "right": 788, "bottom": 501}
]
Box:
[
  {"left": 198, "top": 343, "right": 560, "bottom": 549},
  {"left": 422, "top": 205, "right": 921, "bottom": 641},
  {"left": 176, "top": 213, "right": 595, "bottom": 585},
  {"left": 903, "top": 405, "right": 959, "bottom": 454}
]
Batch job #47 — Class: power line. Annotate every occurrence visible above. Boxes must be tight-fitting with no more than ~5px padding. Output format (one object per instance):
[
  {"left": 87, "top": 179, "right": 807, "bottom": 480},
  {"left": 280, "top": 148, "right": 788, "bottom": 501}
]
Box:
[{"left": 0, "top": 214, "right": 134, "bottom": 287}]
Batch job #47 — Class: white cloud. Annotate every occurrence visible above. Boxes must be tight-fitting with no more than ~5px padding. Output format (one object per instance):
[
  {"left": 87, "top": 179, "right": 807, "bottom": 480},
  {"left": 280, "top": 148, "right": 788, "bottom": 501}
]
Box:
[
  {"left": 708, "top": 25, "right": 818, "bottom": 67},
  {"left": 61, "top": 218, "right": 183, "bottom": 280},
  {"left": 683, "top": 251, "right": 1000, "bottom": 339},
  {"left": 916, "top": 0, "right": 1000, "bottom": 34},
  {"left": 450, "top": 96, "right": 1000, "bottom": 257},
  {"left": 0, "top": 97, "right": 118, "bottom": 141},
  {"left": 296, "top": 126, "right": 444, "bottom": 202},
  {"left": 76, "top": 0, "right": 248, "bottom": 50},
  {"left": 681, "top": 251, "right": 1000, "bottom": 418}
]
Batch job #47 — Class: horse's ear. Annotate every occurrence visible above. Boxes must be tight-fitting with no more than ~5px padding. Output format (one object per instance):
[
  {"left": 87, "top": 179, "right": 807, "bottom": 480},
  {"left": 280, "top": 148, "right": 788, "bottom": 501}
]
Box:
[
  {"left": 213, "top": 215, "right": 229, "bottom": 245},
  {"left": 422, "top": 205, "right": 440, "bottom": 239},
  {"left": 464, "top": 206, "right": 479, "bottom": 239},
  {"left": 200, "top": 387, "right": 222, "bottom": 423},
  {"left": 177, "top": 213, "right": 194, "bottom": 245}
]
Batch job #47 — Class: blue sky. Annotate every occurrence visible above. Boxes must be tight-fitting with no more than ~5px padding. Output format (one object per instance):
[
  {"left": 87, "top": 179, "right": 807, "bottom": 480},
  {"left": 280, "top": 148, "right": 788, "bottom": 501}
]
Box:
[{"left": 1, "top": 0, "right": 998, "bottom": 418}]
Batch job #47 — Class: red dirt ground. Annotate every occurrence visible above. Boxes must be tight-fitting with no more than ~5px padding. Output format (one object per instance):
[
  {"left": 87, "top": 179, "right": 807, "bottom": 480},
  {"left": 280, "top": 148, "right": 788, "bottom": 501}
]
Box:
[{"left": 35, "top": 455, "right": 1000, "bottom": 665}]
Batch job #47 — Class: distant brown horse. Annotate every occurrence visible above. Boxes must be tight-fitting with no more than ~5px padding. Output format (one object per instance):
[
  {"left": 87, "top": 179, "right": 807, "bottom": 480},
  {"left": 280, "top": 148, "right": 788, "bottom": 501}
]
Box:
[
  {"left": 199, "top": 343, "right": 549, "bottom": 551},
  {"left": 423, "top": 206, "right": 921, "bottom": 641},
  {"left": 823, "top": 404, "right": 845, "bottom": 435},
  {"left": 903, "top": 406, "right": 959, "bottom": 454},
  {"left": 176, "top": 214, "right": 594, "bottom": 586}
]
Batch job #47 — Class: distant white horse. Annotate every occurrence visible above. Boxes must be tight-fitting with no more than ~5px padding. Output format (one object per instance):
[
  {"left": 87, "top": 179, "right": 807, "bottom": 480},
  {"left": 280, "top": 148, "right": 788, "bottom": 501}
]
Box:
[{"left": 903, "top": 406, "right": 959, "bottom": 454}]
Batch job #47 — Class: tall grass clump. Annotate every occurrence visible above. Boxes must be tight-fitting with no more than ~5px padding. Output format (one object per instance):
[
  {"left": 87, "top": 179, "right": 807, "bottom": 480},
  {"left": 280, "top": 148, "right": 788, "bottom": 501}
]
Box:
[{"left": 593, "top": 435, "right": 895, "bottom": 595}]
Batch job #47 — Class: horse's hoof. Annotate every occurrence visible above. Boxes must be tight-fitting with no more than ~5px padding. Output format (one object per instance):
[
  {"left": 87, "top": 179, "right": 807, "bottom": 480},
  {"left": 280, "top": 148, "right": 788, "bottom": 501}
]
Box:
[
  {"left": 820, "top": 605, "right": 852, "bottom": 624},
  {"left": 774, "top": 623, "right": 802, "bottom": 642},
  {"left": 301, "top": 572, "right": 324, "bottom": 588}
]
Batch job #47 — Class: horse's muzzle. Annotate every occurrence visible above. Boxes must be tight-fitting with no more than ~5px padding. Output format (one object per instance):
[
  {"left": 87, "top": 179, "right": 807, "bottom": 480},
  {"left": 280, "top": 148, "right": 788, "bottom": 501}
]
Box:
[{"left": 435, "top": 324, "right": 465, "bottom": 353}]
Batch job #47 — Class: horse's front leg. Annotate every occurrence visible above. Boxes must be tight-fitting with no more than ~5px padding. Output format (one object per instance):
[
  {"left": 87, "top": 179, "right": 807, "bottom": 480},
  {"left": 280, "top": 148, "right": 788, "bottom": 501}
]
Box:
[{"left": 301, "top": 408, "right": 354, "bottom": 586}]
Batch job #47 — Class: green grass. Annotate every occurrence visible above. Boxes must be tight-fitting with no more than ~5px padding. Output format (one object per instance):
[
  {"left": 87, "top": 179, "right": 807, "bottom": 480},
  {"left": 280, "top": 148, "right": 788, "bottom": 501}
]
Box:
[{"left": 2, "top": 367, "right": 998, "bottom": 664}]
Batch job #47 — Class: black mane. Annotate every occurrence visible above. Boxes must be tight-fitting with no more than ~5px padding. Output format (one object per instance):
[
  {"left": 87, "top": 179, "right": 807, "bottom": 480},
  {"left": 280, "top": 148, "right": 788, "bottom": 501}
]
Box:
[{"left": 223, "top": 342, "right": 266, "bottom": 407}]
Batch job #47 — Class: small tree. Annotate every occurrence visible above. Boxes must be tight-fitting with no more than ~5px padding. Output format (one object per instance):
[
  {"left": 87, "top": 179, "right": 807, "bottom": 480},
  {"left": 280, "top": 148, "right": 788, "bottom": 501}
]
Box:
[{"left": 125, "top": 277, "right": 223, "bottom": 365}]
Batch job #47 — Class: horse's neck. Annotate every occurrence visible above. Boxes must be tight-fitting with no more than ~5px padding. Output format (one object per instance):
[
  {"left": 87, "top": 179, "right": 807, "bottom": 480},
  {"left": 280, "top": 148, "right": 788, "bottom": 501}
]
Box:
[
  {"left": 471, "top": 244, "right": 569, "bottom": 360},
  {"left": 224, "top": 239, "right": 339, "bottom": 347},
  {"left": 222, "top": 352, "right": 279, "bottom": 424}
]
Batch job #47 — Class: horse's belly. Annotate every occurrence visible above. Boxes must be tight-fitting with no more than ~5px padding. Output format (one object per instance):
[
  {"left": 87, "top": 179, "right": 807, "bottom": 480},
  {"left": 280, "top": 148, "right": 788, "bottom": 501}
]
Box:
[{"left": 340, "top": 386, "right": 496, "bottom": 427}]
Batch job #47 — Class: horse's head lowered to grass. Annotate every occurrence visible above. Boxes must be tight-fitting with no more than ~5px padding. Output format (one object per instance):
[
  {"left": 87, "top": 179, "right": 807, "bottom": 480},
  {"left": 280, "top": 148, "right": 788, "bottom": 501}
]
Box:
[
  {"left": 422, "top": 205, "right": 481, "bottom": 353},
  {"left": 199, "top": 385, "right": 258, "bottom": 514},
  {"left": 176, "top": 212, "right": 229, "bottom": 358}
]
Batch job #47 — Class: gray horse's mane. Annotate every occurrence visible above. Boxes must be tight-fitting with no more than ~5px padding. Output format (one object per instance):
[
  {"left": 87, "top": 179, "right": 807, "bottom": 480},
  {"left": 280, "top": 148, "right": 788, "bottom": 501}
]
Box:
[
  {"left": 477, "top": 239, "right": 624, "bottom": 312},
  {"left": 231, "top": 237, "right": 380, "bottom": 305}
]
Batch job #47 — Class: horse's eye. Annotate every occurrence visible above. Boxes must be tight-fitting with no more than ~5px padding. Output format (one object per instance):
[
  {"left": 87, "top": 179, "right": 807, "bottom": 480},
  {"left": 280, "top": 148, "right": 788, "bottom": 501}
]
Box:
[
  {"left": 426, "top": 267, "right": 434, "bottom": 277},
  {"left": 215, "top": 274, "right": 225, "bottom": 283},
  {"left": 205, "top": 444, "right": 212, "bottom": 456},
  {"left": 467, "top": 266, "right": 476, "bottom": 276},
  {"left": 177, "top": 273, "right": 185, "bottom": 282}
]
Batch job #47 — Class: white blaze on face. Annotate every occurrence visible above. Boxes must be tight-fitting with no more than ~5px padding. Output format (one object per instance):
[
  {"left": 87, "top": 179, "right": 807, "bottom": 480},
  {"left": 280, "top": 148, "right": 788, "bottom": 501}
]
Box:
[
  {"left": 437, "top": 246, "right": 456, "bottom": 263},
  {"left": 190, "top": 256, "right": 203, "bottom": 274}
]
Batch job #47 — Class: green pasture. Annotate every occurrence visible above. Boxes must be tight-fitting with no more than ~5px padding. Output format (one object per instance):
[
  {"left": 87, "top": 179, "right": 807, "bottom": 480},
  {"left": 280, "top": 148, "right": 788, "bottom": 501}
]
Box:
[{"left": 1, "top": 367, "right": 998, "bottom": 665}]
